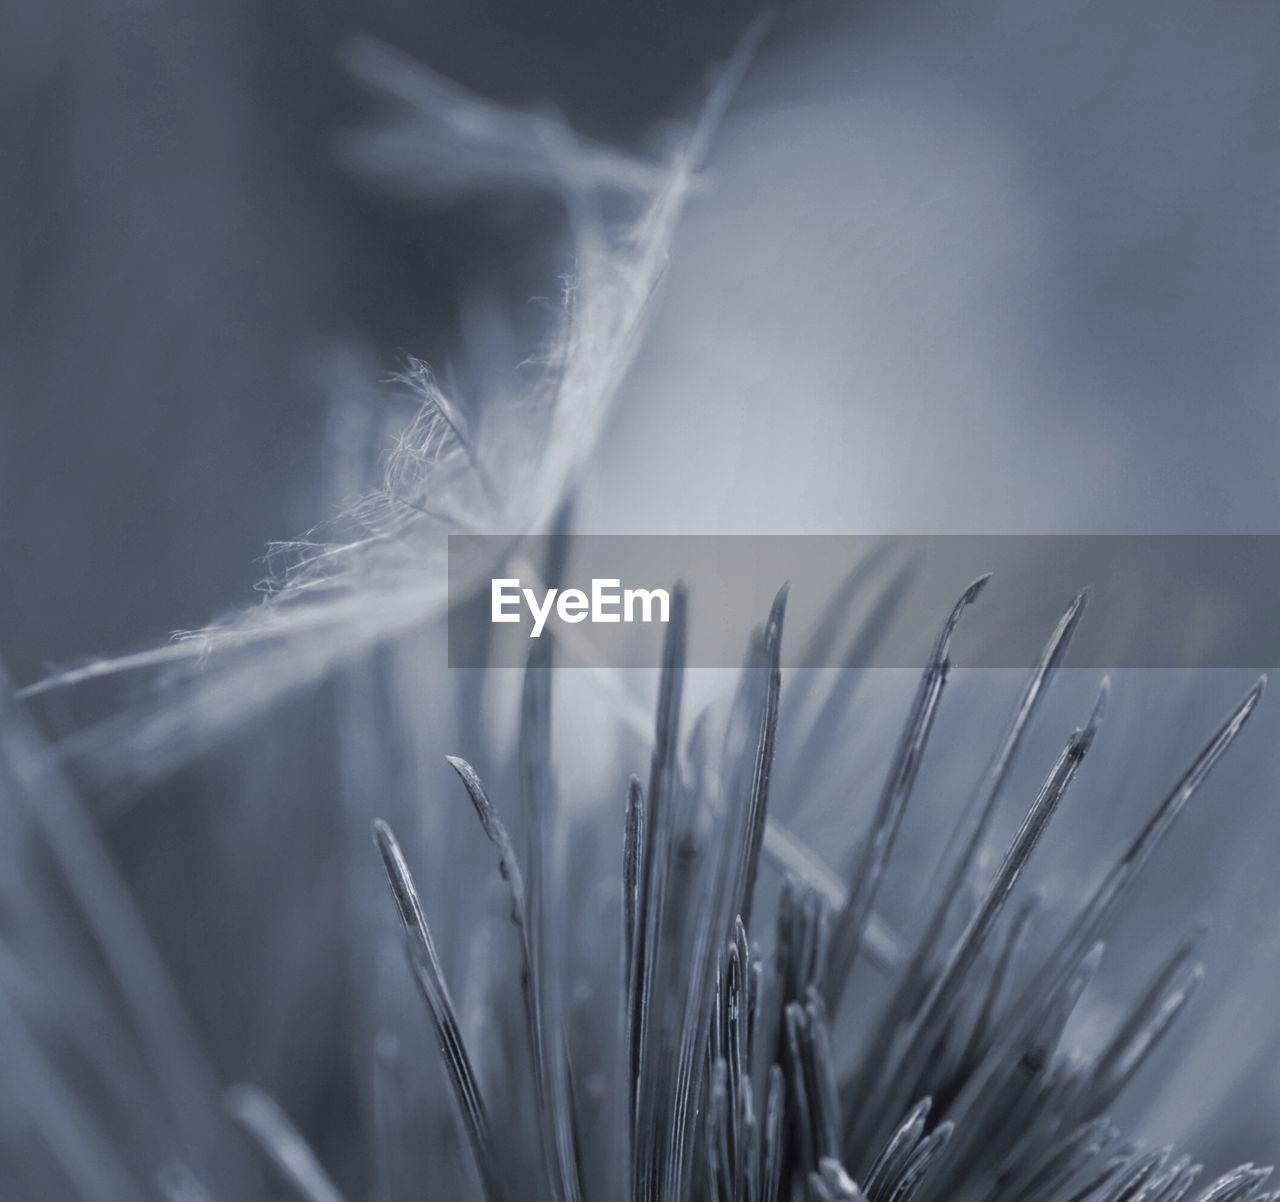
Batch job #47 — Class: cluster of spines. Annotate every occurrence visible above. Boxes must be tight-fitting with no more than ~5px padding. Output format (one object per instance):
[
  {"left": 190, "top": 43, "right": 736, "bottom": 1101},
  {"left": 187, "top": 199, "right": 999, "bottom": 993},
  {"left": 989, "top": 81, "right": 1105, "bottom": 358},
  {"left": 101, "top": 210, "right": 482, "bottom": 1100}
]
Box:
[{"left": 262, "top": 569, "right": 1272, "bottom": 1202}]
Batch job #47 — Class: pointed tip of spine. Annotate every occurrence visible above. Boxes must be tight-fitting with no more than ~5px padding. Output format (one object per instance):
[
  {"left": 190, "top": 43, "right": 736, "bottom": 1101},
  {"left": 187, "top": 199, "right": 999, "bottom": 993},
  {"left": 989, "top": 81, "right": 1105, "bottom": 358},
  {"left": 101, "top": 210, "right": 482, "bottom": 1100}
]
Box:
[
  {"left": 907, "top": 1096, "right": 932, "bottom": 1124},
  {"left": 960, "top": 573, "right": 993, "bottom": 608},
  {"left": 444, "top": 754, "right": 484, "bottom": 800},
  {"left": 372, "top": 819, "right": 418, "bottom": 925},
  {"left": 1081, "top": 940, "right": 1106, "bottom": 972},
  {"left": 1076, "top": 676, "right": 1111, "bottom": 752},
  {"left": 1246, "top": 674, "right": 1267, "bottom": 706},
  {"left": 1093, "top": 675, "right": 1112, "bottom": 719},
  {"left": 1214, "top": 676, "right": 1267, "bottom": 746},
  {"left": 447, "top": 756, "right": 504, "bottom": 841},
  {"left": 1055, "top": 584, "right": 1092, "bottom": 641},
  {"left": 929, "top": 575, "right": 991, "bottom": 669},
  {"left": 769, "top": 582, "right": 790, "bottom": 631}
]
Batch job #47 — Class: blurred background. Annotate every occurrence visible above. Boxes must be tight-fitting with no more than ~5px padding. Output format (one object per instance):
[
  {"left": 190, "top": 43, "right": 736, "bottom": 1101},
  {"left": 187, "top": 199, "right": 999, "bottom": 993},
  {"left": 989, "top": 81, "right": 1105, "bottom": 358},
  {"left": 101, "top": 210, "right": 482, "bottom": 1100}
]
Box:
[
  {"left": 4, "top": 0, "right": 1280, "bottom": 685},
  {"left": 3, "top": 0, "right": 1280, "bottom": 1197}
]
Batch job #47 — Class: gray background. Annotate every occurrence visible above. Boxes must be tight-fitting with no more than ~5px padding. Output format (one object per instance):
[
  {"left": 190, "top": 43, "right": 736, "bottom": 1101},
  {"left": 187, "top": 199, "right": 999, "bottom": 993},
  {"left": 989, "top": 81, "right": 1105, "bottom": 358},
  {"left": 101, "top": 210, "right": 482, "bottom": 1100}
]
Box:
[
  {"left": 5, "top": 0, "right": 1280, "bottom": 682},
  {"left": 3, "top": 0, "right": 1280, "bottom": 1193}
]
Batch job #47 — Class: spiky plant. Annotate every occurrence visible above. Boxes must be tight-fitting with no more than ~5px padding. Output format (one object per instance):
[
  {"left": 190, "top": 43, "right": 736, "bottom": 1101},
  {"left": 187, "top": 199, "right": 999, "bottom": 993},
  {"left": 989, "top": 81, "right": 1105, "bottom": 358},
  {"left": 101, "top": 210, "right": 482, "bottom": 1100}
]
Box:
[
  {"left": 7, "top": 25, "right": 1278, "bottom": 1202},
  {"left": 331, "top": 575, "right": 1267, "bottom": 1202},
  {"left": 3, "top": 567, "right": 1274, "bottom": 1202}
]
